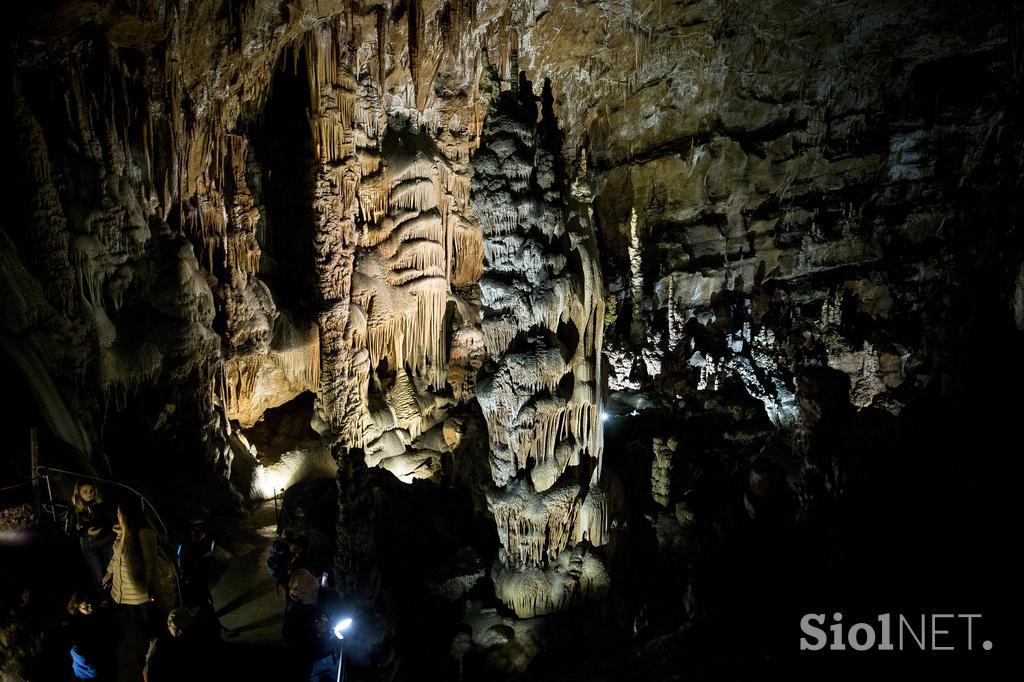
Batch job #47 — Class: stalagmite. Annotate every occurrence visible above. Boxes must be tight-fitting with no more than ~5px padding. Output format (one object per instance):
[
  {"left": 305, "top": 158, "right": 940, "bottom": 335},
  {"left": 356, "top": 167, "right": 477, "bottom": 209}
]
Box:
[
  {"left": 473, "top": 81, "right": 617, "bottom": 617},
  {"left": 651, "top": 437, "right": 678, "bottom": 508}
]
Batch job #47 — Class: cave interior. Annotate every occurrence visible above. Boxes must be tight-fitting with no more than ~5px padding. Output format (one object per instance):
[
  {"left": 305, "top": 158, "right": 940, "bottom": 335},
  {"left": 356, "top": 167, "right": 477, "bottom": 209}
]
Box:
[{"left": 1, "top": 1, "right": 1021, "bottom": 680}]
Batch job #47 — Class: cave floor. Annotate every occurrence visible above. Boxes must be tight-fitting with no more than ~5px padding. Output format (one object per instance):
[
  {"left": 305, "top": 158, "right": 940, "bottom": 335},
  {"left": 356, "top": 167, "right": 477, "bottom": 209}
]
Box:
[
  {"left": 211, "top": 499, "right": 284, "bottom": 644},
  {"left": 199, "top": 498, "right": 311, "bottom": 679}
]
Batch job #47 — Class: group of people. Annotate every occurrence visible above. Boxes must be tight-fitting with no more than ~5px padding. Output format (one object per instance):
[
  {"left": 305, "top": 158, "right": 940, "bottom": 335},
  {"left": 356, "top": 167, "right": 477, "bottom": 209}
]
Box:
[
  {"left": 65, "top": 480, "right": 350, "bottom": 681},
  {"left": 267, "top": 527, "right": 333, "bottom": 598},
  {"left": 65, "top": 481, "right": 222, "bottom": 681},
  {"left": 268, "top": 528, "right": 350, "bottom": 682}
]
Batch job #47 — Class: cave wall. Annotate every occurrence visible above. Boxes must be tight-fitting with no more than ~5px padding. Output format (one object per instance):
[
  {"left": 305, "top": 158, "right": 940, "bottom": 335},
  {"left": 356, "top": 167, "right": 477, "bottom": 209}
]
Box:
[
  {"left": 583, "top": 0, "right": 1023, "bottom": 426},
  {"left": 2, "top": 0, "right": 1021, "bottom": 674},
  {"left": 6, "top": 0, "right": 1018, "bottom": 464}
]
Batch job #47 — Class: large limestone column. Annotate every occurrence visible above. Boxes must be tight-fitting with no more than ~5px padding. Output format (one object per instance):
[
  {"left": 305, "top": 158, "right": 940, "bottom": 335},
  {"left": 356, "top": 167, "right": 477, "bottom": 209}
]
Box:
[{"left": 473, "top": 77, "right": 620, "bottom": 618}]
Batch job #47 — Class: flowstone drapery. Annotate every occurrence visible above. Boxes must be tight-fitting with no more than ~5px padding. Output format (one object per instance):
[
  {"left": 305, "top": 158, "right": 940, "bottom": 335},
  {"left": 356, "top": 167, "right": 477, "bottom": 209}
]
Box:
[{"left": 348, "top": 124, "right": 480, "bottom": 482}]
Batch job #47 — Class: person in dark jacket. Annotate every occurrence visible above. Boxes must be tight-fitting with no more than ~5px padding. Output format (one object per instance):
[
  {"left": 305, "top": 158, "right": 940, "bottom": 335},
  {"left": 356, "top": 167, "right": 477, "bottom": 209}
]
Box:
[
  {"left": 177, "top": 519, "right": 215, "bottom": 609},
  {"left": 71, "top": 481, "right": 116, "bottom": 589},
  {"left": 283, "top": 569, "right": 346, "bottom": 682},
  {"left": 285, "top": 529, "right": 334, "bottom": 588},
  {"left": 267, "top": 537, "right": 295, "bottom": 599}
]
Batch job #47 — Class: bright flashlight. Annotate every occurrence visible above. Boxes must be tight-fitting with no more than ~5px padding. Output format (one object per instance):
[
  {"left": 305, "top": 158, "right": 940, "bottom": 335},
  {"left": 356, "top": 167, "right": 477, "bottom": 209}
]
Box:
[
  {"left": 600, "top": 412, "right": 610, "bottom": 422},
  {"left": 333, "top": 618, "right": 353, "bottom": 640}
]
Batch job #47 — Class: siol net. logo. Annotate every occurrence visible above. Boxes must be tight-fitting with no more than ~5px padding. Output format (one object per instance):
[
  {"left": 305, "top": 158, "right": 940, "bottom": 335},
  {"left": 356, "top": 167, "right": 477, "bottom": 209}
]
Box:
[{"left": 799, "top": 613, "right": 993, "bottom": 652}]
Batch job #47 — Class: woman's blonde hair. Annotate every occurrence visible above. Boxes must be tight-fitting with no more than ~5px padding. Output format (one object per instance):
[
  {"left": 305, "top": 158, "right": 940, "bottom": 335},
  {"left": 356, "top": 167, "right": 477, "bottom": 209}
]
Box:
[{"left": 70, "top": 480, "right": 104, "bottom": 513}]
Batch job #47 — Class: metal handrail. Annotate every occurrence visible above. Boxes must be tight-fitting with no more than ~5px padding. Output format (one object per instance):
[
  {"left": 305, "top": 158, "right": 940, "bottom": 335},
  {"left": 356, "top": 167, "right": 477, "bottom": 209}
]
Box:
[
  {"left": 0, "top": 476, "right": 39, "bottom": 494},
  {"left": 35, "top": 465, "right": 182, "bottom": 605},
  {"left": 35, "top": 465, "right": 169, "bottom": 537}
]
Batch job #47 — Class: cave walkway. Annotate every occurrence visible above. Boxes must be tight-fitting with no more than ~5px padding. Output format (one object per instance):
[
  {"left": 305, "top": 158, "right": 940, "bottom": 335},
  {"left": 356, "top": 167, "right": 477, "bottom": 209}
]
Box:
[
  {"left": 206, "top": 499, "right": 304, "bottom": 678},
  {"left": 211, "top": 500, "right": 284, "bottom": 644}
]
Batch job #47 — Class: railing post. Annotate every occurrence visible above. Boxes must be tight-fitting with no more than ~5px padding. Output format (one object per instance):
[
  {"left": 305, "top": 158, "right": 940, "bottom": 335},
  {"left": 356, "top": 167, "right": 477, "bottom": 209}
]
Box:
[
  {"left": 30, "top": 428, "right": 40, "bottom": 518},
  {"left": 273, "top": 487, "right": 282, "bottom": 529}
]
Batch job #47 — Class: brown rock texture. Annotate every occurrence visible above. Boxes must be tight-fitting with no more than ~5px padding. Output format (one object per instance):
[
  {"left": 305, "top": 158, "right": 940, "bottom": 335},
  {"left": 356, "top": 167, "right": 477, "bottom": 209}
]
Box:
[{"left": 2, "top": 0, "right": 1021, "bottom": 677}]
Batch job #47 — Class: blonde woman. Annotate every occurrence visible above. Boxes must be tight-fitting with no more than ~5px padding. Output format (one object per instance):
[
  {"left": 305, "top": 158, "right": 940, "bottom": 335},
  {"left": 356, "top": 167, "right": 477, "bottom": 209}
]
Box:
[{"left": 70, "top": 481, "right": 115, "bottom": 588}]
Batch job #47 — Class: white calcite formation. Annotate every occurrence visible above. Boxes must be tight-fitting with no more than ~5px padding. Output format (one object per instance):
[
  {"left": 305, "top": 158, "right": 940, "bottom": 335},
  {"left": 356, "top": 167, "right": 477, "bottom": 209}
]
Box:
[
  {"left": 473, "top": 80, "right": 618, "bottom": 618},
  {"left": 6, "top": 2, "right": 1020, "bottom": 659}
]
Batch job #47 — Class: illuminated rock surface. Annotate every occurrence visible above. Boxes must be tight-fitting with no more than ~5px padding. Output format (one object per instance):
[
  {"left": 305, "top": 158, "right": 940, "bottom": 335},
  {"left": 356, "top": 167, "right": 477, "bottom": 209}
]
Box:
[{"left": 1, "top": 1, "right": 1020, "bottom": 680}]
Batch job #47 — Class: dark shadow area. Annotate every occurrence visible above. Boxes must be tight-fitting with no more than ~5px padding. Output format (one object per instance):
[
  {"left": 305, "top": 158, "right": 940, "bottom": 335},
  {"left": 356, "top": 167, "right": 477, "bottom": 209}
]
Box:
[
  {"left": 245, "top": 48, "right": 319, "bottom": 320},
  {"left": 579, "top": 292, "right": 1020, "bottom": 682},
  {"left": 241, "top": 391, "right": 320, "bottom": 466}
]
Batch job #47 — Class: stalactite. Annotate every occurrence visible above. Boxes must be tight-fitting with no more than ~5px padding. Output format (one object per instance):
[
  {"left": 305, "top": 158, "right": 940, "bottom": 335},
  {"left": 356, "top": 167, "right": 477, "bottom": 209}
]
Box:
[
  {"left": 69, "top": 235, "right": 109, "bottom": 308},
  {"left": 375, "top": 7, "right": 387, "bottom": 94},
  {"left": 453, "top": 224, "right": 484, "bottom": 284},
  {"left": 408, "top": 0, "right": 421, "bottom": 103},
  {"left": 509, "top": 29, "right": 520, "bottom": 91},
  {"left": 314, "top": 112, "right": 355, "bottom": 164},
  {"left": 183, "top": 192, "right": 229, "bottom": 273},
  {"left": 438, "top": 163, "right": 471, "bottom": 209},
  {"left": 389, "top": 177, "right": 438, "bottom": 212},
  {"left": 359, "top": 182, "right": 389, "bottom": 225},
  {"left": 107, "top": 268, "right": 131, "bottom": 312},
  {"left": 575, "top": 479, "right": 610, "bottom": 547},
  {"left": 389, "top": 240, "right": 445, "bottom": 274},
  {"left": 357, "top": 316, "right": 405, "bottom": 378},
  {"left": 226, "top": 231, "right": 261, "bottom": 274},
  {"left": 341, "top": 165, "right": 360, "bottom": 214},
  {"left": 100, "top": 344, "right": 164, "bottom": 412},
  {"left": 395, "top": 213, "right": 446, "bottom": 246},
  {"left": 387, "top": 369, "right": 424, "bottom": 439},
  {"left": 273, "top": 323, "right": 321, "bottom": 391},
  {"left": 651, "top": 437, "right": 677, "bottom": 508},
  {"left": 222, "top": 355, "right": 265, "bottom": 417},
  {"left": 402, "top": 283, "right": 449, "bottom": 389},
  {"left": 390, "top": 158, "right": 439, "bottom": 187},
  {"left": 488, "top": 481, "right": 583, "bottom": 568},
  {"left": 698, "top": 356, "right": 720, "bottom": 391},
  {"left": 482, "top": 318, "right": 517, "bottom": 359},
  {"left": 477, "top": 202, "right": 534, "bottom": 237},
  {"left": 627, "top": 206, "right": 644, "bottom": 342}
]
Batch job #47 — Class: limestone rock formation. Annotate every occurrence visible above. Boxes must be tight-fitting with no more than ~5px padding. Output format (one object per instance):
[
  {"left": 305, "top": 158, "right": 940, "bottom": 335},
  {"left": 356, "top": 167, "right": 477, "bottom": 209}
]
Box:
[
  {"left": 472, "top": 77, "right": 619, "bottom": 617},
  {"left": 651, "top": 436, "right": 677, "bottom": 508},
  {"left": 2, "top": 0, "right": 1021, "bottom": 678}
]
